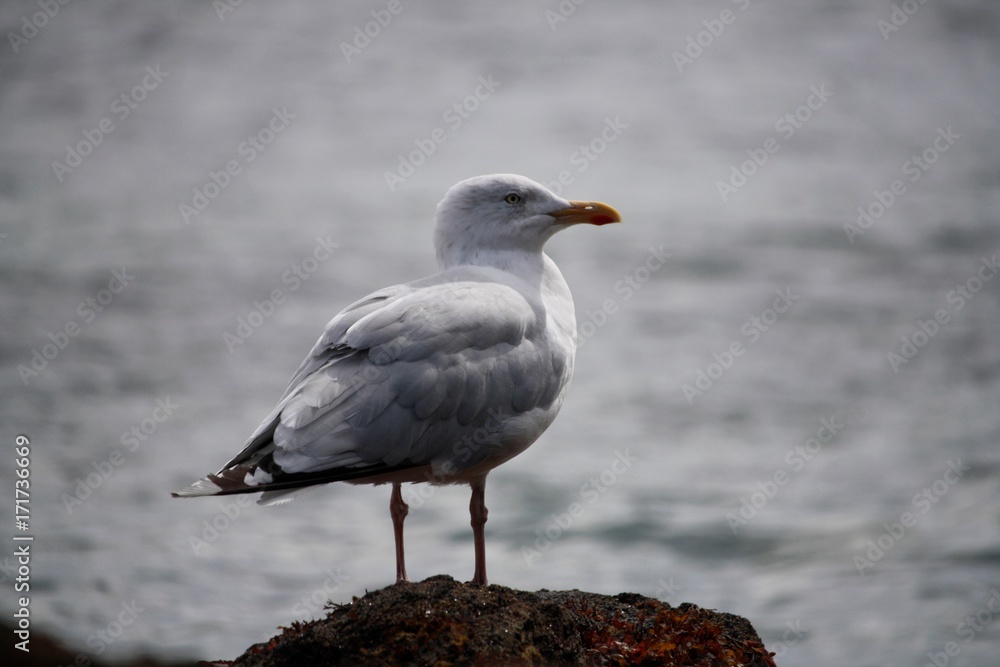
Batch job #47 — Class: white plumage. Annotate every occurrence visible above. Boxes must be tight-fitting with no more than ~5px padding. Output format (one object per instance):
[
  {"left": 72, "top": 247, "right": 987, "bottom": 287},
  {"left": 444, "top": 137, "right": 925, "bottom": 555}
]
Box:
[{"left": 173, "top": 174, "right": 620, "bottom": 584}]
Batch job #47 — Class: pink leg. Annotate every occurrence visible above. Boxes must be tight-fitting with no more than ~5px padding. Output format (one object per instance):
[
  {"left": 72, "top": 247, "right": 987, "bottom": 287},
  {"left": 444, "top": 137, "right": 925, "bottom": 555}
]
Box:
[
  {"left": 469, "top": 476, "right": 489, "bottom": 586},
  {"left": 390, "top": 482, "right": 409, "bottom": 583}
]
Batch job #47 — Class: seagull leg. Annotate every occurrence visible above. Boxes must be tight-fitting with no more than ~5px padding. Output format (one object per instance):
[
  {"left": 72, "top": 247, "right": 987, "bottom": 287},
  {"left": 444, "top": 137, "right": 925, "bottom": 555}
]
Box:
[
  {"left": 469, "top": 476, "right": 489, "bottom": 586},
  {"left": 390, "top": 482, "right": 409, "bottom": 583}
]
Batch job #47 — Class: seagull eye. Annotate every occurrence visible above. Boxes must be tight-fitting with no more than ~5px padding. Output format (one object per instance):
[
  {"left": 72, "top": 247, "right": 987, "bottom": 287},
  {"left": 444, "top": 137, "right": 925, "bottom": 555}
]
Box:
[{"left": 504, "top": 192, "right": 522, "bottom": 205}]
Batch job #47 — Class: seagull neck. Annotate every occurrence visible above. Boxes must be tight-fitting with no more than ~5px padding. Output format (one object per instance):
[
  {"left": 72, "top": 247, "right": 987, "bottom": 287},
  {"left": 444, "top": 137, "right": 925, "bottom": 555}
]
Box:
[{"left": 448, "top": 248, "right": 546, "bottom": 282}]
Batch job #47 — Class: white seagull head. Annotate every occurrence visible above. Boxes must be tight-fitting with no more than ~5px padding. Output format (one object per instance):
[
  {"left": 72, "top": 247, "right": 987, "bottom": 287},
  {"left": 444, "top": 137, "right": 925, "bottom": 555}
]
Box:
[{"left": 434, "top": 174, "right": 620, "bottom": 269}]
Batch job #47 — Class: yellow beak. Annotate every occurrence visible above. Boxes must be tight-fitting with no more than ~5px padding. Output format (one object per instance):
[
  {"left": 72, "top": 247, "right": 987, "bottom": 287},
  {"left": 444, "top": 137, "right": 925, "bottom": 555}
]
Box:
[{"left": 549, "top": 200, "right": 622, "bottom": 226}]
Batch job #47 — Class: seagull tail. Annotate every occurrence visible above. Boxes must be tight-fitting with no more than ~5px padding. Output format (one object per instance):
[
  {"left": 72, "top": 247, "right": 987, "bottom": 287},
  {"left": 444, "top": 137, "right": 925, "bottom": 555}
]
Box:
[
  {"left": 256, "top": 488, "right": 313, "bottom": 506},
  {"left": 172, "top": 459, "right": 428, "bottom": 502},
  {"left": 171, "top": 475, "right": 311, "bottom": 506},
  {"left": 170, "top": 475, "right": 228, "bottom": 498},
  {"left": 171, "top": 465, "right": 263, "bottom": 499}
]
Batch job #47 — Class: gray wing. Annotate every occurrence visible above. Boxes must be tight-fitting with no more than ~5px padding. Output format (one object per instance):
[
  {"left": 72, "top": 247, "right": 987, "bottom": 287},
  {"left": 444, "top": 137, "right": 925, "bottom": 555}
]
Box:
[{"left": 189, "top": 273, "right": 569, "bottom": 496}]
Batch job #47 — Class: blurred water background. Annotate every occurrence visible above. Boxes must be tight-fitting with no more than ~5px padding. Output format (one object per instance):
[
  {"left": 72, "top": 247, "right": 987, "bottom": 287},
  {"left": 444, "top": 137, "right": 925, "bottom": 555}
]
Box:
[{"left": 2, "top": 1, "right": 999, "bottom": 664}]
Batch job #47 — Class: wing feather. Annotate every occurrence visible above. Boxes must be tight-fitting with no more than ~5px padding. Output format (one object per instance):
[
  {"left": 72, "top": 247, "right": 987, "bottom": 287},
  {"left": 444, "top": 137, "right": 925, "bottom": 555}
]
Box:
[
  {"left": 205, "top": 269, "right": 569, "bottom": 496},
  {"left": 457, "top": 354, "right": 488, "bottom": 425}
]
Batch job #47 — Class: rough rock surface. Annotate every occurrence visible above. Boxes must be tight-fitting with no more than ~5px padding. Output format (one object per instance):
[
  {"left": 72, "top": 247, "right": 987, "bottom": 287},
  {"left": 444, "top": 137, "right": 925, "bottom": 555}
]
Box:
[{"left": 219, "top": 575, "right": 775, "bottom": 667}]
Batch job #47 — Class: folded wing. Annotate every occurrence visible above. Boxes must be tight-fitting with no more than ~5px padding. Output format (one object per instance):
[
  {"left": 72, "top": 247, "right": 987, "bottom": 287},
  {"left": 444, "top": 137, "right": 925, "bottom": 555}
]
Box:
[{"left": 174, "top": 271, "right": 568, "bottom": 500}]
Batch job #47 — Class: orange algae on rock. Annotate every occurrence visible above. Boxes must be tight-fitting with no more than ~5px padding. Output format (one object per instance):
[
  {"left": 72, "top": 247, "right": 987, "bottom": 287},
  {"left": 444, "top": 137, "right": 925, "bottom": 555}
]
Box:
[{"left": 227, "top": 575, "right": 775, "bottom": 667}]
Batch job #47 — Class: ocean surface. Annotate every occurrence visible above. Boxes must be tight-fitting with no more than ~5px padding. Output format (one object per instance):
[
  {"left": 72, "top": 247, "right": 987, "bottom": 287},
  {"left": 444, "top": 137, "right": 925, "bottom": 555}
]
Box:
[{"left": 2, "top": 1, "right": 999, "bottom": 665}]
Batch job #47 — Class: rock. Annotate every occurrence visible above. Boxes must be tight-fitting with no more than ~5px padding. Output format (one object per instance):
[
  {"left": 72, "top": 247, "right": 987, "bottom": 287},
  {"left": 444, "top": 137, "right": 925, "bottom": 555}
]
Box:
[{"left": 224, "top": 575, "right": 775, "bottom": 666}]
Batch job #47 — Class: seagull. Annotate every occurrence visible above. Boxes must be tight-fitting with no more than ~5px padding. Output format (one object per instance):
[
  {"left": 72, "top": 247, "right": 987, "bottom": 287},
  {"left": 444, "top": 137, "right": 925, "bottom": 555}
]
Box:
[{"left": 173, "top": 174, "right": 620, "bottom": 585}]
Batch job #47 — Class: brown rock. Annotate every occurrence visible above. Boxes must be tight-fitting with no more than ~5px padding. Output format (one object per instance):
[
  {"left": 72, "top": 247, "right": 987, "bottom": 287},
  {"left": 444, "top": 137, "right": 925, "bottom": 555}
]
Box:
[{"left": 228, "top": 575, "right": 775, "bottom": 666}]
